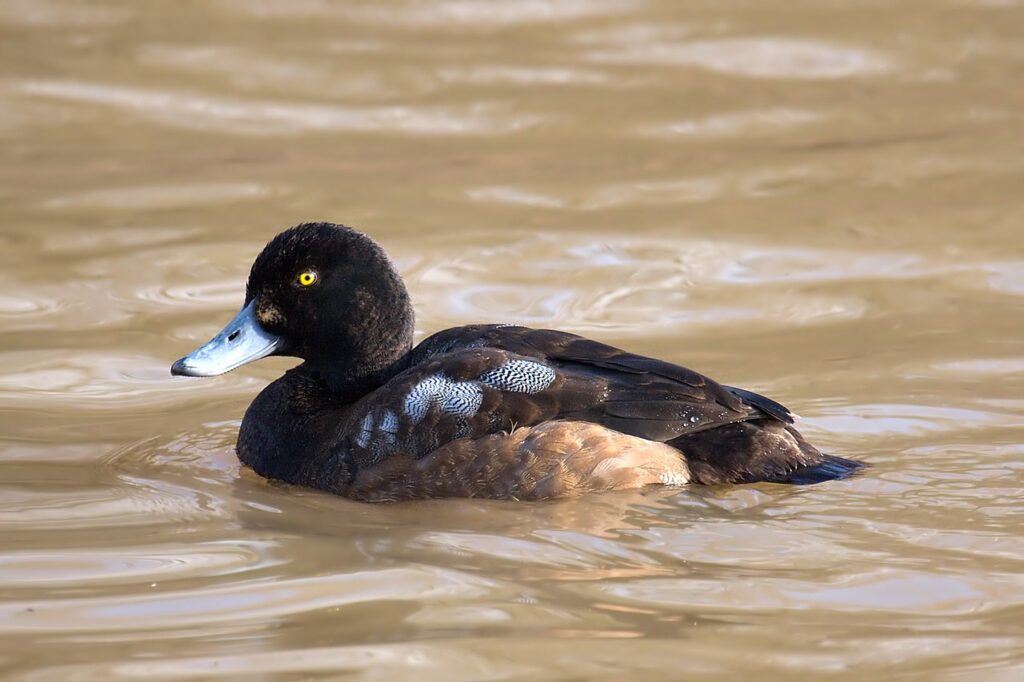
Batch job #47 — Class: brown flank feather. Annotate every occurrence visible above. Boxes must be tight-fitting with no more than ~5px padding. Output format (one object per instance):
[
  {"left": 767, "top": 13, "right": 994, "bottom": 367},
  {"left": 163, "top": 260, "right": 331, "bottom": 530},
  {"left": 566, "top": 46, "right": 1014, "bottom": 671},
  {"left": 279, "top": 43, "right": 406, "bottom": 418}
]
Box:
[{"left": 345, "top": 421, "right": 688, "bottom": 502}]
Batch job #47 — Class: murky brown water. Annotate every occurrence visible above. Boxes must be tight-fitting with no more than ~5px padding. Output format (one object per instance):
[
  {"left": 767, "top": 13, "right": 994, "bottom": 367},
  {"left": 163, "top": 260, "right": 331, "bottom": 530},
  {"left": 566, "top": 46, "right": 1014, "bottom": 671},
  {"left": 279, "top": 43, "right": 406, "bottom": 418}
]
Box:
[{"left": 2, "top": 0, "right": 1023, "bottom": 679}]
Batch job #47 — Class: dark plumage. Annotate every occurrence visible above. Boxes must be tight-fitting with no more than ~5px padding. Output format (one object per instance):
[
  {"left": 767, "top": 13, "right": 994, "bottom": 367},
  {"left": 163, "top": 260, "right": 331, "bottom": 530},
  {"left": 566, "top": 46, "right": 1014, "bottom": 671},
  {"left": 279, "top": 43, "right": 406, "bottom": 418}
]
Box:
[{"left": 172, "top": 222, "right": 862, "bottom": 501}]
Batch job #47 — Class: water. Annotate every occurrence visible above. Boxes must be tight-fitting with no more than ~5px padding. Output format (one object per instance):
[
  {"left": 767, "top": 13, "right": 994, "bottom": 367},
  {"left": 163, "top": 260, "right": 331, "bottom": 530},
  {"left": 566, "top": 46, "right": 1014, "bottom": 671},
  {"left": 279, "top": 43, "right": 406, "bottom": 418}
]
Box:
[{"left": 1, "top": 0, "right": 1023, "bottom": 678}]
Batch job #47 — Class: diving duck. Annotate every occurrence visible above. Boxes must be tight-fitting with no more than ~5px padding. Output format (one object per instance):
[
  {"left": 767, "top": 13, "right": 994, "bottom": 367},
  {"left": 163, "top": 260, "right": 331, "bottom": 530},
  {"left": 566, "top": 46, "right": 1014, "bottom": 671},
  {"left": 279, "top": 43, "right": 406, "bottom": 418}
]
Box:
[{"left": 172, "top": 222, "right": 861, "bottom": 501}]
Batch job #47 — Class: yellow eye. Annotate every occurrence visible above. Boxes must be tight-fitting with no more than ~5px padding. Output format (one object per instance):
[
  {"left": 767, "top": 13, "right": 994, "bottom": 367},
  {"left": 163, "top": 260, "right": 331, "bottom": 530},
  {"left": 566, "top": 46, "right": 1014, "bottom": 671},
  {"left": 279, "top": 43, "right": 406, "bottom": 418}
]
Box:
[{"left": 297, "top": 271, "right": 318, "bottom": 287}]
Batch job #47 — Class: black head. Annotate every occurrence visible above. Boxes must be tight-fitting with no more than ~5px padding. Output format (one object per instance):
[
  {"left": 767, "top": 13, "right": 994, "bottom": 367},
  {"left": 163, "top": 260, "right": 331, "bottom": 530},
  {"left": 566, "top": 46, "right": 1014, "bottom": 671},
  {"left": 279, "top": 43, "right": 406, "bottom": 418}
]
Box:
[{"left": 172, "top": 222, "right": 414, "bottom": 391}]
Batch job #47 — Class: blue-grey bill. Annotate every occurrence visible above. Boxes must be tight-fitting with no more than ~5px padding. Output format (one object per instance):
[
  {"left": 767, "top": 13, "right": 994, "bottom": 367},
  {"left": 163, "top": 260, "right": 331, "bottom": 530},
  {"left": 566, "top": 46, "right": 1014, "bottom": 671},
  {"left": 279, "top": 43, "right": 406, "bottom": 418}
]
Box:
[{"left": 171, "top": 301, "right": 280, "bottom": 377}]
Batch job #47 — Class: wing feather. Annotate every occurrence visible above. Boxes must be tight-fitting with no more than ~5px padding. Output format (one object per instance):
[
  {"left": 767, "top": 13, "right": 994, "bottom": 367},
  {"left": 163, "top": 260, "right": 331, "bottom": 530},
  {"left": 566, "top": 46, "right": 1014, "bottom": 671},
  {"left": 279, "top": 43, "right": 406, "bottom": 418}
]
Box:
[{"left": 344, "top": 325, "right": 798, "bottom": 467}]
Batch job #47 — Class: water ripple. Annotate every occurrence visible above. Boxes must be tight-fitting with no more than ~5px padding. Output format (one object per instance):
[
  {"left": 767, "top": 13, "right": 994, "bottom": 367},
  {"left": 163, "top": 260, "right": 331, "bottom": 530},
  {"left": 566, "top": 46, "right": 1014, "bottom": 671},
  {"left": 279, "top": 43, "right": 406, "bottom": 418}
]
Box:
[
  {"left": 23, "top": 642, "right": 518, "bottom": 681},
  {"left": 138, "top": 44, "right": 441, "bottom": 100},
  {"left": 408, "top": 234, "right": 883, "bottom": 332},
  {"left": 19, "top": 81, "right": 543, "bottom": 136},
  {"left": 0, "top": 566, "right": 496, "bottom": 632},
  {"left": 589, "top": 569, "right": 1011, "bottom": 615},
  {"left": 637, "top": 108, "right": 825, "bottom": 139},
  {"left": 42, "top": 183, "right": 271, "bottom": 211},
  {"left": 0, "top": 351, "right": 265, "bottom": 409},
  {"left": 0, "top": 542, "right": 274, "bottom": 587},
  {"left": 341, "top": 0, "right": 632, "bottom": 27},
  {"left": 587, "top": 37, "right": 893, "bottom": 79},
  {"left": 0, "top": 473, "right": 228, "bottom": 532}
]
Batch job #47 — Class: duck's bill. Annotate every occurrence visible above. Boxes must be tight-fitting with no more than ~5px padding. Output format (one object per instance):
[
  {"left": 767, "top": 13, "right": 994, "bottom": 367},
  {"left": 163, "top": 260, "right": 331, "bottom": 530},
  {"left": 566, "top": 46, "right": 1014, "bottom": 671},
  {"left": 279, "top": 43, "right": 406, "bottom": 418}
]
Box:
[{"left": 171, "top": 301, "right": 280, "bottom": 377}]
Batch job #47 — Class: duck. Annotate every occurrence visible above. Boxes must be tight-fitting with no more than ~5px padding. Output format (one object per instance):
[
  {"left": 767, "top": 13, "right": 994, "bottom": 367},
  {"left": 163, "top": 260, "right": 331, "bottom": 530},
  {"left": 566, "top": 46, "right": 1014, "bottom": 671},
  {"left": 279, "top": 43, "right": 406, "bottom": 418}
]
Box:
[{"left": 171, "top": 222, "right": 862, "bottom": 501}]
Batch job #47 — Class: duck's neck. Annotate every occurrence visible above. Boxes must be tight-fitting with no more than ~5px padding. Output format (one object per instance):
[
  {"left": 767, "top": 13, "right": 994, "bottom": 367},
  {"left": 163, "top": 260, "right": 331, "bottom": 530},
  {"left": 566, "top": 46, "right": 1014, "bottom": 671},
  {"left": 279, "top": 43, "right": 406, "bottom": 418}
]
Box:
[{"left": 301, "top": 350, "right": 413, "bottom": 401}]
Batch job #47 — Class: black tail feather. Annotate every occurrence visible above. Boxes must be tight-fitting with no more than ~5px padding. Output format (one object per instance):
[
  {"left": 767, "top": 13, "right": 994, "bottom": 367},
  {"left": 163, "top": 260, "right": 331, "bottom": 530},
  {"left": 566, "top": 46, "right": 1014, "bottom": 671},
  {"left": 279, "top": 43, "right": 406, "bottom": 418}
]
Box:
[
  {"left": 783, "top": 454, "right": 864, "bottom": 485},
  {"left": 671, "top": 418, "right": 865, "bottom": 486}
]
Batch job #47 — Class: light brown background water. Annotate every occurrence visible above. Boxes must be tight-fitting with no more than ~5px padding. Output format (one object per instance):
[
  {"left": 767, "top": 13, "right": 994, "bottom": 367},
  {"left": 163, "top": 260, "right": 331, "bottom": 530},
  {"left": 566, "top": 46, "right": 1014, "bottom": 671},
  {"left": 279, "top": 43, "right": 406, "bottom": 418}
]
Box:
[{"left": 1, "top": 0, "right": 1023, "bottom": 679}]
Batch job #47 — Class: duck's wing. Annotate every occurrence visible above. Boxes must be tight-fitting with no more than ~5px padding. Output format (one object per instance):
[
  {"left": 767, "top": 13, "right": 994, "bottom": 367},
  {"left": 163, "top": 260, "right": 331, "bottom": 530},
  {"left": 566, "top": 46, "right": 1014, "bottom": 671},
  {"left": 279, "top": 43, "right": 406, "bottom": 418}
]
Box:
[
  {"left": 344, "top": 325, "right": 788, "bottom": 467},
  {"left": 507, "top": 327, "right": 796, "bottom": 428},
  {"left": 417, "top": 324, "right": 795, "bottom": 426}
]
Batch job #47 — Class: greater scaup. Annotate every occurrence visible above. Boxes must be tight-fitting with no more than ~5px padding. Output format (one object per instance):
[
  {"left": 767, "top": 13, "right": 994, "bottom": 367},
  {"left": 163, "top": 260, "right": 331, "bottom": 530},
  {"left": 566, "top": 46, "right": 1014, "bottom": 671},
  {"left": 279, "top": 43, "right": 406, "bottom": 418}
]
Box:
[{"left": 171, "top": 222, "right": 862, "bottom": 501}]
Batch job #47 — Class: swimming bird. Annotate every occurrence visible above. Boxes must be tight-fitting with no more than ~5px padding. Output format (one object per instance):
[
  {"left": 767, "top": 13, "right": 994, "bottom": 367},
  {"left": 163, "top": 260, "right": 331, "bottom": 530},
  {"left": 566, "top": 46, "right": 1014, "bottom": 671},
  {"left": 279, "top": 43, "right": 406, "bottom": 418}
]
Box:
[{"left": 171, "top": 222, "right": 861, "bottom": 501}]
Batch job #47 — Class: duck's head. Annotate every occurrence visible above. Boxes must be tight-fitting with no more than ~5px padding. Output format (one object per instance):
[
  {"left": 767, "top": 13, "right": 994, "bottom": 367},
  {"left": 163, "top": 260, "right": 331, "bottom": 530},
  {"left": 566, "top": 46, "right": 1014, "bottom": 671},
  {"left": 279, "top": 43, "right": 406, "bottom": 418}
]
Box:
[{"left": 171, "top": 222, "right": 414, "bottom": 388}]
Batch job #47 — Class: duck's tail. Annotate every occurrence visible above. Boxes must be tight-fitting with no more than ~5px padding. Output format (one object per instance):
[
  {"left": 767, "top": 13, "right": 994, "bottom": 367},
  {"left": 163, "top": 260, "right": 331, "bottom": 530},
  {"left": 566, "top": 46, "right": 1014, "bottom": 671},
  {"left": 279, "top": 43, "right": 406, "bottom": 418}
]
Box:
[
  {"left": 781, "top": 453, "right": 864, "bottom": 485},
  {"left": 670, "top": 419, "right": 864, "bottom": 486}
]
